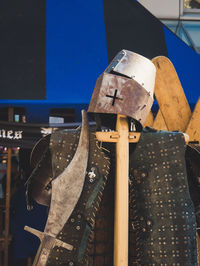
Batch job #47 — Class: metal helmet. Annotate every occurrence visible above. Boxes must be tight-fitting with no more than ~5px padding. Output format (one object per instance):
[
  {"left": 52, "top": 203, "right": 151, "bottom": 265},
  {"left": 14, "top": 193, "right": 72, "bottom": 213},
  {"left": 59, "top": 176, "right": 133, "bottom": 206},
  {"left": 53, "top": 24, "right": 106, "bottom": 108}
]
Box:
[{"left": 88, "top": 50, "right": 156, "bottom": 127}]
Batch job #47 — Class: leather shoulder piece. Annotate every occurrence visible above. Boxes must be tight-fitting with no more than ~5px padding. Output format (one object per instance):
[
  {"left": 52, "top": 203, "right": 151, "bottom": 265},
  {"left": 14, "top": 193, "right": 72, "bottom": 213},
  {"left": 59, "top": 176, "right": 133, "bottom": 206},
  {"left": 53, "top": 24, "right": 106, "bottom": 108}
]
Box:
[
  {"left": 25, "top": 134, "right": 53, "bottom": 209},
  {"left": 46, "top": 129, "right": 110, "bottom": 266},
  {"left": 129, "top": 131, "right": 198, "bottom": 265}
]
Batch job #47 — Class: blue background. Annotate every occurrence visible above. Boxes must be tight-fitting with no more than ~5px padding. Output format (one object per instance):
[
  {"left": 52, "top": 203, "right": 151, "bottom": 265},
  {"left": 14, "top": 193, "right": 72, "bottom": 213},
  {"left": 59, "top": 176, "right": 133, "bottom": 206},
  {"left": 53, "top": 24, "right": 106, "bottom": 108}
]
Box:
[{"left": 0, "top": 0, "right": 199, "bottom": 122}]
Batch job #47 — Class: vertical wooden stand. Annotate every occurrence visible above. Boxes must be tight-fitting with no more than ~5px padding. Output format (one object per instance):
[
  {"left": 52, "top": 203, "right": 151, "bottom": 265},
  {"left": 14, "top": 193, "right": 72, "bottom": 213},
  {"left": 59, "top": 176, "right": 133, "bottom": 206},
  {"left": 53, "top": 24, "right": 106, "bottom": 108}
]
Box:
[
  {"left": 4, "top": 107, "right": 13, "bottom": 266},
  {"left": 96, "top": 114, "right": 140, "bottom": 266},
  {"left": 114, "top": 115, "right": 129, "bottom": 265},
  {"left": 27, "top": 257, "right": 32, "bottom": 266}
]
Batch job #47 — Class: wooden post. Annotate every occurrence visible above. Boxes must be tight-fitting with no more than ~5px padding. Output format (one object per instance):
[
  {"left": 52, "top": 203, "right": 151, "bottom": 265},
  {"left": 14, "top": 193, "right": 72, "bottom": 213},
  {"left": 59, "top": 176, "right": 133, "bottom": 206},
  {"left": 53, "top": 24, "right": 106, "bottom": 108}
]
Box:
[
  {"left": 0, "top": 201, "right": 3, "bottom": 264},
  {"left": 4, "top": 107, "right": 13, "bottom": 266},
  {"left": 96, "top": 114, "right": 141, "bottom": 266},
  {"left": 152, "top": 56, "right": 191, "bottom": 132},
  {"left": 27, "top": 257, "right": 32, "bottom": 266},
  {"left": 114, "top": 115, "right": 129, "bottom": 265}
]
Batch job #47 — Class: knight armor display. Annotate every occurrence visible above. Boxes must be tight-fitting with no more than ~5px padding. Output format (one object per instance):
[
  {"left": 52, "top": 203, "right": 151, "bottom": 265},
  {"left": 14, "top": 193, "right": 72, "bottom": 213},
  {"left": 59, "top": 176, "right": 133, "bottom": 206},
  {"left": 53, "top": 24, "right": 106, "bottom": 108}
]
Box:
[{"left": 25, "top": 50, "right": 199, "bottom": 266}]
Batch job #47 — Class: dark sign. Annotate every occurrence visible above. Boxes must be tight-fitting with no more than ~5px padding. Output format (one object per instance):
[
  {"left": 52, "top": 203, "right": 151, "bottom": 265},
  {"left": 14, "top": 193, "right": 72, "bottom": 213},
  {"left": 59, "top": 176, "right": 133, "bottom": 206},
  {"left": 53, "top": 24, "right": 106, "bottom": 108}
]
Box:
[{"left": 0, "top": 121, "right": 87, "bottom": 148}]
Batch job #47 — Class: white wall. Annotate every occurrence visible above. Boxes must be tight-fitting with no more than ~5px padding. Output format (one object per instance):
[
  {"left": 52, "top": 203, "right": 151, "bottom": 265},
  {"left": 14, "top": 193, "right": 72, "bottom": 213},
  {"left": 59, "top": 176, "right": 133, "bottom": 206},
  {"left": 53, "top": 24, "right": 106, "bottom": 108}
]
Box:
[{"left": 138, "top": 0, "right": 180, "bottom": 19}]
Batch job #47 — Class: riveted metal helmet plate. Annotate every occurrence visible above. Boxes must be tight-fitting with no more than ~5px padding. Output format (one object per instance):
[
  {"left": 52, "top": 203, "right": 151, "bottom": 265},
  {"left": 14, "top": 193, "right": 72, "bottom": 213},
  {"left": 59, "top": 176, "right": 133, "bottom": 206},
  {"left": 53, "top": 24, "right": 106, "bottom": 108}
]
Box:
[{"left": 88, "top": 50, "right": 156, "bottom": 126}]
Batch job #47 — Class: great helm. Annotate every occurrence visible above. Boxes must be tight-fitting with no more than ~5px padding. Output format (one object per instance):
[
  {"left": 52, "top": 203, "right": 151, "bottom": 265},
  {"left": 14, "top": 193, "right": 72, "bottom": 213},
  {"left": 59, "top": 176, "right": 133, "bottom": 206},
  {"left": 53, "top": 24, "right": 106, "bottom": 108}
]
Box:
[{"left": 88, "top": 50, "right": 156, "bottom": 127}]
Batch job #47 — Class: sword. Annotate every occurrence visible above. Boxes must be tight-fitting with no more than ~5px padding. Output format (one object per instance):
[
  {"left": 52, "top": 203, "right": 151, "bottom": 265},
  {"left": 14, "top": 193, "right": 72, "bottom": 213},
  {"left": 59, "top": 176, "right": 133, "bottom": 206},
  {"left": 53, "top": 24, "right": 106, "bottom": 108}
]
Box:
[{"left": 25, "top": 110, "right": 89, "bottom": 265}]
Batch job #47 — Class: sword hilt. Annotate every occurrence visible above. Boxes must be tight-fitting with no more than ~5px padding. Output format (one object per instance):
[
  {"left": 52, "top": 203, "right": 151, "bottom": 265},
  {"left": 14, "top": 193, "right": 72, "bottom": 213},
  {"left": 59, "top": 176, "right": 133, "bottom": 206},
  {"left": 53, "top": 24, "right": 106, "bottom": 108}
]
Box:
[
  {"left": 25, "top": 225, "right": 73, "bottom": 251},
  {"left": 25, "top": 225, "right": 73, "bottom": 266}
]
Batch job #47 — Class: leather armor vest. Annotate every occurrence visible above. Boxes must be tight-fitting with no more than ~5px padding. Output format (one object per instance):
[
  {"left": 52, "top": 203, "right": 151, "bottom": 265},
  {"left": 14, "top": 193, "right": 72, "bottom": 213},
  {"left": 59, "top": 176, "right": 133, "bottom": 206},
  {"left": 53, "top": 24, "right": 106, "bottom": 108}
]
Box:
[
  {"left": 46, "top": 129, "right": 111, "bottom": 265},
  {"left": 26, "top": 129, "right": 198, "bottom": 265},
  {"left": 129, "top": 130, "right": 198, "bottom": 265}
]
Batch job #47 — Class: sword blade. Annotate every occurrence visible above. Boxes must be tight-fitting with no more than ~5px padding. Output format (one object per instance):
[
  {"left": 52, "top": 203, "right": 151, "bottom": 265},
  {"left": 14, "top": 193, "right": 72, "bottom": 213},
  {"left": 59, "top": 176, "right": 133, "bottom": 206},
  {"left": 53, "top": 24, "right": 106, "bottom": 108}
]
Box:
[
  {"left": 44, "top": 109, "right": 89, "bottom": 236},
  {"left": 32, "top": 110, "right": 89, "bottom": 265}
]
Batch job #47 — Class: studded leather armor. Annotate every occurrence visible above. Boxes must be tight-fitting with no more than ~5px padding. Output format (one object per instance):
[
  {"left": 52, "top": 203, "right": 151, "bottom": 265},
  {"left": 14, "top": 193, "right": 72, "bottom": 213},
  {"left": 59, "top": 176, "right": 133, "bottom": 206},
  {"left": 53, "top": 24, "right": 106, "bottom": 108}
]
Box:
[
  {"left": 42, "top": 129, "right": 111, "bottom": 265},
  {"left": 26, "top": 128, "right": 198, "bottom": 265},
  {"left": 129, "top": 130, "right": 198, "bottom": 265}
]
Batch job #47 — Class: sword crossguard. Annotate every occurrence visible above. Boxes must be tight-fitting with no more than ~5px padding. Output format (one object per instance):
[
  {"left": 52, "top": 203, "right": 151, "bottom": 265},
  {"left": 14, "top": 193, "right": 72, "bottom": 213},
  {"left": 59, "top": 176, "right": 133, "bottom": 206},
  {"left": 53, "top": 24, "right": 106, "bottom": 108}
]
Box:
[{"left": 24, "top": 225, "right": 73, "bottom": 251}]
